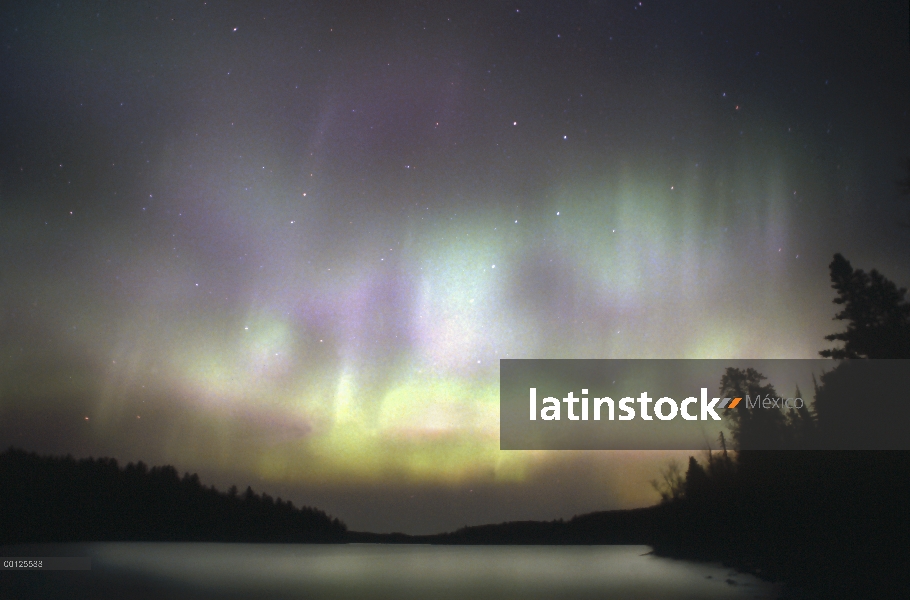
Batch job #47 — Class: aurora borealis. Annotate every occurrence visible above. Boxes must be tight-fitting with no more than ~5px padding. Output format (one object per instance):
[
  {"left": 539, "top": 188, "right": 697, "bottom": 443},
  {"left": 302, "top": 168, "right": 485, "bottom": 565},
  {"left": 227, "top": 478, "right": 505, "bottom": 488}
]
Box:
[{"left": 1, "top": 1, "right": 909, "bottom": 534}]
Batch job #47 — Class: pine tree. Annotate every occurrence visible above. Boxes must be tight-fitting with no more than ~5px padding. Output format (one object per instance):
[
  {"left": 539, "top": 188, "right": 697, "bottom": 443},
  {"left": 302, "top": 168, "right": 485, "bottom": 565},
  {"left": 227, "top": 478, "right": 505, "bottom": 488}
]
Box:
[
  {"left": 784, "top": 385, "right": 815, "bottom": 448},
  {"left": 719, "top": 367, "right": 788, "bottom": 450},
  {"left": 819, "top": 254, "right": 910, "bottom": 359},
  {"left": 683, "top": 456, "right": 708, "bottom": 500}
]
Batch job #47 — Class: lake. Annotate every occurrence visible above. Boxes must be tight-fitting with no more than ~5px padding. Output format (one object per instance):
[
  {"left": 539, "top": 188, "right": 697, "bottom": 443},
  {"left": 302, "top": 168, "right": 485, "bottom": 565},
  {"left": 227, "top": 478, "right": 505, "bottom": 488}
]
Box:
[{"left": 3, "top": 544, "right": 781, "bottom": 599}]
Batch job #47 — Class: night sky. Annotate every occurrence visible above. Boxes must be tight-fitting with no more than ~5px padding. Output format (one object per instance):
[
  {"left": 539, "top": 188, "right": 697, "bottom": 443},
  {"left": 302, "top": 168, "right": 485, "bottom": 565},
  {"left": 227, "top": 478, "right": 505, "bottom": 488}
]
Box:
[{"left": 1, "top": 1, "right": 909, "bottom": 534}]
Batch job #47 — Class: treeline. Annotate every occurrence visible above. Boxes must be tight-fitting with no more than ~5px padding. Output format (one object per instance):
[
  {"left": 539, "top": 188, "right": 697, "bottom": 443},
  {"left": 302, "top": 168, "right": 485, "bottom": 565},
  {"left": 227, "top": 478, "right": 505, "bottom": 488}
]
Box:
[
  {"left": 646, "top": 253, "right": 910, "bottom": 599},
  {"left": 0, "top": 448, "right": 347, "bottom": 543},
  {"left": 426, "top": 508, "right": 661, "bottom": 545},
  {"left": 344, "top": 508, "right": 668, "bottom": 546}
]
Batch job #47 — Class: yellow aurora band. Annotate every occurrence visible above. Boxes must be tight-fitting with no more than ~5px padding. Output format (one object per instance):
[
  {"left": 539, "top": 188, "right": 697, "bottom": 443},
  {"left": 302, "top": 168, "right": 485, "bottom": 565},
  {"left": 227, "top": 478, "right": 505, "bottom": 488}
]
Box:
[{"left": 79, "top": 163, "right": 816, "bottom": 490}]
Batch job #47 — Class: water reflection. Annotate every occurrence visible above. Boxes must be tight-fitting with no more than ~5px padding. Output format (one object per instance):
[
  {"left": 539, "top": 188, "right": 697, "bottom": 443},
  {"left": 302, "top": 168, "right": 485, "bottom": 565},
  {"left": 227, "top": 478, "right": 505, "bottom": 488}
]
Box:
[{"left": 13, "top": 544, "right": 782, "bottom": 599}]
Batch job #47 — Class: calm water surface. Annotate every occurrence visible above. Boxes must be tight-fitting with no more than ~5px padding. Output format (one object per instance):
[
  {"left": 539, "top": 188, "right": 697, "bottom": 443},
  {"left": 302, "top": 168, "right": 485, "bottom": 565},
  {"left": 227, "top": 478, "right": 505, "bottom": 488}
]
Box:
[{"left": 5, "top": 544, "right": 781, "bottom": 599}]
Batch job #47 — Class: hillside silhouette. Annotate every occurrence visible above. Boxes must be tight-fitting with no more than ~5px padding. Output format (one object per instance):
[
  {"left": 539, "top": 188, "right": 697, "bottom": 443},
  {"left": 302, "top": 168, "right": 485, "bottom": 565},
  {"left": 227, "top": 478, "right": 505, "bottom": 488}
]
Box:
[
  {"left": 0, "top": 448, "right": 347, "bottom": 543},
  {"left": 633, "top": 253, "right": 910, "bottom": 599}
]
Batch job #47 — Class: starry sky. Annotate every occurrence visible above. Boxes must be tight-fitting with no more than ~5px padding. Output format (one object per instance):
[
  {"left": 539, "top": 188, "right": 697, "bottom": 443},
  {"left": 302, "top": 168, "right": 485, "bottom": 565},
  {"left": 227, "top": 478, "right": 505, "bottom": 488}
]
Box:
[{"left": 1, "top": 1, "right": 909, "bottom": 534}]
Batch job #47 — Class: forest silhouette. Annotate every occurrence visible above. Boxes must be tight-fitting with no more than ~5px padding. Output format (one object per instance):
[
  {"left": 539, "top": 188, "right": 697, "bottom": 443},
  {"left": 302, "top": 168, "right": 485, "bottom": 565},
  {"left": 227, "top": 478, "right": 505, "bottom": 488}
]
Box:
[
  {"left": 0, "top": 449, "right": 347, "bottom": 543},
  {"left": 631, "top": 252, "right": 910, "bottom": 598}
]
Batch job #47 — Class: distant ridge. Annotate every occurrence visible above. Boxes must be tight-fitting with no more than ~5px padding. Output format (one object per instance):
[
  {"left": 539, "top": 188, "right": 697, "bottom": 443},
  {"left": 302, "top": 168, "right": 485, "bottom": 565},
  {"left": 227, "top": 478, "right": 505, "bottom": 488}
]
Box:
[
  {"left": 0, "top": 447, "right": 347, "bottom": 544},
  {"left": 342, "top": 506, "right": 668, "bottom": 546}
]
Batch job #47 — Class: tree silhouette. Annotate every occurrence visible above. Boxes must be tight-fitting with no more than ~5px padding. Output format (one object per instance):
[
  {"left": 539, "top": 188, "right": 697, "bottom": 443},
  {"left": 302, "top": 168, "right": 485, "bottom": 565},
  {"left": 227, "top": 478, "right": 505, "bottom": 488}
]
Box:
[
  {"left": 648, "top": 252, "right": 910, "bottom": 599},
  {"left": 718, "top": 367, "right": 790, "bottom": 450},
  {"left": 682, "top": 456, "right": 708, "bottom": 501},
  {"left": 819, "top": 254, "right": 910, "bottom": 359},
  {"left": 784, "top": 385, "right": 815, "bottom": 448},
  {"left": 650, "top": 459, "right": 685, "bottom": 503},
  {"left": 0, "top": 447, "right": 347, "bottom": 543},
  {"left": 810, "top": 359, "right": 906, "bottom": 449}
]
